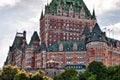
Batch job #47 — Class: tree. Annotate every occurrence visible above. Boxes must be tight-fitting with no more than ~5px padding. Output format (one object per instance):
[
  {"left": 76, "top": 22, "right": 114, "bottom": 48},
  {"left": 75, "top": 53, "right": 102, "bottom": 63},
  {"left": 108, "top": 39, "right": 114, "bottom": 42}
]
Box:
[
  {"left": 71, "top": 76, "right": 79, "bottom": 80},
  {"left": 78, "top": 70, "right": 95, "bottom": 80},
  {"left": 43, "top": 76, "right": 53, "bottom": 80},
  {"left": 2, "top": 65, "right": 19, "bottom": 80},
  {"left": 87, "top": 61, "right": 107, "bottom": 80},
  {"left": 14, "top": 70, "right": 29, "bottom": 80},
  {"left": 107, "top": 65, "right": 120, "bottom": 80},
  {"left": 31, "top": 70, "right": 45, "bottom": 80},
  {"left": 53, "top": 75, "right": 62, "bottom": 80},
  {"left": 54, "top": 68, "right": 78, "bottom": 80},
  {"left": 87, "top": 74, "right": 96, "bottom": 80},
  {"left": 61, "top": 68, "right": 78, "bottom": 80}
]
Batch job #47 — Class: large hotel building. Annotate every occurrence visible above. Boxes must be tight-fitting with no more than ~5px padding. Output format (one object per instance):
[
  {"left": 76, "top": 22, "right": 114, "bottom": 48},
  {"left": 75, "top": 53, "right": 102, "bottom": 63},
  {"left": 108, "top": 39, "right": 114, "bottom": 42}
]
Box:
[{"left": 5, "top": 0, "right": 120, "bottom": 72}]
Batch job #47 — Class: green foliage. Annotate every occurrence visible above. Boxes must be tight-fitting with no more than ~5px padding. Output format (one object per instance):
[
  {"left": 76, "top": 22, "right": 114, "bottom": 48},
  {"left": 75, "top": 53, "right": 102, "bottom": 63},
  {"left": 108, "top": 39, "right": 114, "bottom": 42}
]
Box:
[
  {"left": 32, "top": 73, "right": 43, "bottom": 80},
  {"left": 71, "top": 76, "right": 79, "bottom": 80},
  {"left": 2, "top": 65, "right": 19, "bottom": 80},
  {"left": 79, "top": 70, "right": 96, "bottom": 80},
  {"left": 87, "top": 74, "right": 96, "bottom": 80},
  {"left": 54, "top": 68, "right": 78, "bottom": 80},
  {"left": 54, "top": 75, "right": 62, "bottom": 80},
  {"left": 3, "top": 63, "right": 120, "bottom": 80},
  {"left": 43, "top": 76, "right": 53, "bottom": 80},
  {"left": 107, "top": 65, "right": 120, "bottom": 80},
  {"left": 87, "top": 61, "right": 107, "bottom": 80},
  {"left": 61, "top": 68, "right": 78, "bottom": 80},
  {"left": 31, "top": 70, "right": 45, "bottom": 80},
  {"left": 14, "top": 70, "right": 29, "bottom": 80}
]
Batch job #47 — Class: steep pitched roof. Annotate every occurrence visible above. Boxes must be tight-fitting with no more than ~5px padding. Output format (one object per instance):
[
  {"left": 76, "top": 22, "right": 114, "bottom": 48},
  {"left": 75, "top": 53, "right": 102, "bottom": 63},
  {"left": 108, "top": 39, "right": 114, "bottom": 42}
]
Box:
[
  {"left": 29, "top": 31, "right": 40, "bottom": 45},
  {"left": 45, "top": 0, "right": 91, "bottom": 18},
  {"left": 82, "top": 25, "right": 90, "bottom": 36},
  {"left": 10, "top": 32, "right": 24, "bottom": 51},
  {"left": 106, "top": 37, "right": 117, "bottom": 47},
  {"left": 86, "top": 23, "right": 106, "bottom": 43}
]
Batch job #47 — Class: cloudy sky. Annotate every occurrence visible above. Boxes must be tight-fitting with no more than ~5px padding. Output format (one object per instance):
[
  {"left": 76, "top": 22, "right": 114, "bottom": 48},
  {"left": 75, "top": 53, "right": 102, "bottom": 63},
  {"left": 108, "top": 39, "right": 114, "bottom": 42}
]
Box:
[{"left": 0, "top": 0, "right": 120, "bottom": 68}]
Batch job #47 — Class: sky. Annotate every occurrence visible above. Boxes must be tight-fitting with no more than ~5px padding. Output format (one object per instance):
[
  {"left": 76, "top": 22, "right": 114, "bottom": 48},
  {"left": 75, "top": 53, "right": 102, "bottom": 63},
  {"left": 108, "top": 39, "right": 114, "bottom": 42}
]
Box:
[{"left": 0, "top": 0, "right": 120, "bottom": 69}]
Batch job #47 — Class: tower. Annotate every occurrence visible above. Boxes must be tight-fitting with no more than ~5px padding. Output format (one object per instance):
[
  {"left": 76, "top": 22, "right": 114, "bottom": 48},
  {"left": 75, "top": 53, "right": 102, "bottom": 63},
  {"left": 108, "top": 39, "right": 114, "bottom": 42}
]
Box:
[
  {"left": 40, "top": 0, "right": 96, "bottom": 47},
  {"left": 86, "top": 23, "right": 108, "bottom": 66}
]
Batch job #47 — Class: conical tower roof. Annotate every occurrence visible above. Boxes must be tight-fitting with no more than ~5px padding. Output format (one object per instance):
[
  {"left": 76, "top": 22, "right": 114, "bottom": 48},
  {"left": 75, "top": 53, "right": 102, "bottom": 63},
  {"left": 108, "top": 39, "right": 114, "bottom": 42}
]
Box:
[
  {"left": 29, "top": 31, "right": 40, "bottom": 45},
  {"left": 86, "top": 23, "right": 106, "bottom": 43}
]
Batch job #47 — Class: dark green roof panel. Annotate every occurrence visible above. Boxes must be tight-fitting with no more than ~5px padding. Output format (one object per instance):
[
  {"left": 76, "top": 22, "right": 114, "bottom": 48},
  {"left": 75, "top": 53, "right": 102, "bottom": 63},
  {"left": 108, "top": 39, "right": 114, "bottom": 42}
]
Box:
[
  {"left": 29, "top": 31, "right": 40, "bottom": 45},
  {"left": 82, "top": 25, "right": 90, "bottom": 36},
  {"left": 45, "top": 0, "right": 91, "bottom": 18},
  {"left": 86, "top": 23, "right": 106, "bottom": 43}
]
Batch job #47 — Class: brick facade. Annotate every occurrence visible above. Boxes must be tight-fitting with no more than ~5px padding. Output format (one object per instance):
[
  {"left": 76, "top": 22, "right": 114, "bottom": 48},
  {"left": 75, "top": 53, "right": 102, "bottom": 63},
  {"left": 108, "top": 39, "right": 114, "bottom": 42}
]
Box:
[{"left": 4, "top": 0, "right": 120, "bottom": 72}]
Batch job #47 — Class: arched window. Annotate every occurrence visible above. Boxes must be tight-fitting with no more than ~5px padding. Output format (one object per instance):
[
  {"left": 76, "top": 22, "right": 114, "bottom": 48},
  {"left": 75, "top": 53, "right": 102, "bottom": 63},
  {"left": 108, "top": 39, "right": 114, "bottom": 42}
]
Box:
[{"left": 59, "top": 44, "right": 63, "bottom": 51}]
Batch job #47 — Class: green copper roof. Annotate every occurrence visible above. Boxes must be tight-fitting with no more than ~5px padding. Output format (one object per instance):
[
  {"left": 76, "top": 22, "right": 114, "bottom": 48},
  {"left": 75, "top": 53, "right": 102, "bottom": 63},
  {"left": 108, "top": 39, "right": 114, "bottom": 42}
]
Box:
[
  {"left": 45, "top": 0, "right": 91, "bottom": 18},
  {"left": 29, "top": 31, "right": 40, "bottom": 45},
  {"left": 48, "top": 41, "right": 86, "bottom": 52},
  {"left": 86, "top": 23, "right": 106, "bottom": 43}
]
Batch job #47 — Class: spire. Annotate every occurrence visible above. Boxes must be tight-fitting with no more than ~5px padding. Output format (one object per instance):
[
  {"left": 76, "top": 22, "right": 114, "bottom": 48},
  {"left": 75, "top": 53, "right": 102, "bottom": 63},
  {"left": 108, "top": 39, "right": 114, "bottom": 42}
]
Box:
[
  {"left": 40, "top": 10, "right": 44, "bottom": 20},
  {"left": 91, "top": 9, "right": 96, "bottom": 19}
]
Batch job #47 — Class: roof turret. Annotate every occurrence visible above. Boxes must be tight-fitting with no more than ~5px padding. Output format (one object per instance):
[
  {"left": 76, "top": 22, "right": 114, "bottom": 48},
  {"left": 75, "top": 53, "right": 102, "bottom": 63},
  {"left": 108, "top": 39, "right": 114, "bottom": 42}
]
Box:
[{"left": 86, "top": 23, "right": 106, "bottom": 43}]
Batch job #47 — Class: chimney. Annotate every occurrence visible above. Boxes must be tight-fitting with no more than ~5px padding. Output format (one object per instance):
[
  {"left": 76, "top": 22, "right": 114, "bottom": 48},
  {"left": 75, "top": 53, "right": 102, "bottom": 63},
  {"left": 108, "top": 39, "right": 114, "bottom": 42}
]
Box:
[
  {"left": 102, "top": 32, "right": 106, "bottom": 36},
  {"left": 23, "top": 31, "right": 26, "bottom": 39}
]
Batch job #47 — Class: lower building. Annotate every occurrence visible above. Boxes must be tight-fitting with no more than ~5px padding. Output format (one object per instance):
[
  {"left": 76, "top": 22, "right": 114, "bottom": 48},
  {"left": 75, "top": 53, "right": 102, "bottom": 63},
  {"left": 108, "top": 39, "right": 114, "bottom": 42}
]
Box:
[{"left": 5, "top": 23, "right": 120, "bottom": 74}]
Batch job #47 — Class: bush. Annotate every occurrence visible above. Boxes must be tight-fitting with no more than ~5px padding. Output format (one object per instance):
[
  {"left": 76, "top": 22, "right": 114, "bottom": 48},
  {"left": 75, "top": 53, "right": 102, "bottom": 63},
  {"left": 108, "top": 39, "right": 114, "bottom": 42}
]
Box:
[{"left": 14, "top": 70, "right": 29, "bottom": 80}]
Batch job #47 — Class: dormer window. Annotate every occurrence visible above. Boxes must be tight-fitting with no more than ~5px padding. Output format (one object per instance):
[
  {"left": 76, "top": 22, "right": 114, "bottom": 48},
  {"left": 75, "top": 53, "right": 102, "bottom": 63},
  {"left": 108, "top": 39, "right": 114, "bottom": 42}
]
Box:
[
  {"left": 73, "top": 43, "right": 77, "bottom": 50},
  {"left": 94, "top": 32, "right": 96, "bottom": 36},
  {"left": 59, "top": 44, "right": 63, "bottom": 51},
  {"left": 80, "top": 7, "right": 85, "bottom": 19},
  {"left": 57, "top": 3, "right": 62, "bottom": 16}
]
